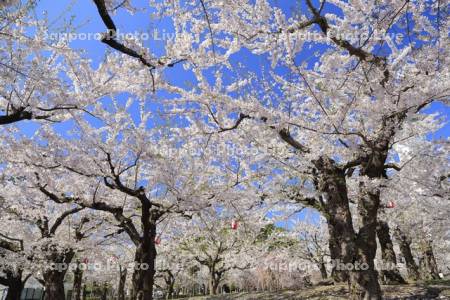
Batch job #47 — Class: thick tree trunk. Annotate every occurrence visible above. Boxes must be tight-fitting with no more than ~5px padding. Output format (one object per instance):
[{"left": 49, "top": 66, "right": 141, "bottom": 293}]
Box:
[
  {"left": 313, "top": 152, "right": 386, "bottom": 299},
  {"left": 3, "top": 270, "right": 23, "bottom": 300},
  {"left": 349, "top": 187, "right": 382, "bottom": 300},
  {"left": 118, "top": 265, "right": 127, "bottom": 300},
  {"left": 347, "top": 141, "right": 398, "bottom": 300},
  {"left": 327, "top": 220, "right": 353, "bottom": 283},
  {"left": 314, "top": 157, "right": 355, "bottom": 283},
  {"left": 419, "top": 240, "right": 440, "bottom": 280},
  {"left": 130, "top": 222, "right": 157, "bottom": 300},
  {"left": 71, "top": 260, "right": 84, "bottom": 300},
  {"left": 395, "top": 228, "right": 420, "bottom": 281},
  {"left": 43, "top": 249, "right": 74, "bottom": 300},
  {"left": 376, "top": 221, "right": 406, "bottom": 284},
  {"left": 5, "top": 281, "right": 22, "bottom": 300},
  {"left": 43, "top": 270, "right": 66, "bottom": 300},
  {"left": 208, "top": 276, "right": 220, "bottom": 295}
]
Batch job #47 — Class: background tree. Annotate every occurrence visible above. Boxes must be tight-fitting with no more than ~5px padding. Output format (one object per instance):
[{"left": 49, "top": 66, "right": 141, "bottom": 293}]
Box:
[{"left": 178, "top": 206, "right": 266, "bottom": 295}]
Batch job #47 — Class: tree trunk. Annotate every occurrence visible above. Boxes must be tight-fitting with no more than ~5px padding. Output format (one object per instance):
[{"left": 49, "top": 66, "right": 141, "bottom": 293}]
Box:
[
  {"left": 317, "top": 260, "right": 328, "bottom": 280},
  {"left": 313, "top": 154, "right": 385, "bottom": 298},
  {"left": 314, "top": 156, "right": 355, "bottom": 283},
  {"left": 164, "top": 271, "right": 175, "bottom": 299},
  {"left": 118, "top": 265, "right": 127, "bottom": 300},
  {"left": 395, "top": 228, "right": 420, "bottom": 281},
  {"left": 376, "top": 221, "right": 406, "bottom": 284},
  {"left": 43, "top": 270, "right": 66, "bottom": 300},
  {"left": 71, "top": 260, "right": 84, "bottom": 300},
  {"left": 209, "top": 278, "right": 220, "bottom": 295},
  {"left": 82, "top": 284, "right": 87, "bottom": 300},
  {"left": 5, "top": 281, "right": 22, "bottom": 300},
  {"left": 349, "top": 184, "right": 382, "bottom": 300},
  {"left": 327, "top": 219, "right": 353, "bottom": 282},
  {"left": 130, "top": 223, "right": 157, "bottom": 300},
  {"left": 348, "top": 142, "right": 398, "bottom": 300},
  {"left": 43, "top": 250, "right": 74, "bottom": 300},
  {"left": 101, "top": 283, "right": 108, "bottom": 300},
  {"left": 3, "top": 270, "right": 23, "bottom": 300},
  {"left": 419, "top": 240, "right": 440, "bottom": 280},
  {"left": 208, "top": 271, "right": 221, "bottom": 295},
  {"left": 165, "top": 281, "right": 174, "bottom": 299}
]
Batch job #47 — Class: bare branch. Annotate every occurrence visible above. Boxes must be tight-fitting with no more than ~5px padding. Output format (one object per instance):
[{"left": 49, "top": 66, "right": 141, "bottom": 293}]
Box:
[{"left": 49, "top": 207, "right": 85, "bottom": 236}]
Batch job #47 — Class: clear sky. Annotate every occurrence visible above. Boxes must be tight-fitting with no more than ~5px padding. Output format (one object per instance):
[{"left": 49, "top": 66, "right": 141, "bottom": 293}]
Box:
[{"left": 29, "top": 0, "right": 449, "bottom": 138}]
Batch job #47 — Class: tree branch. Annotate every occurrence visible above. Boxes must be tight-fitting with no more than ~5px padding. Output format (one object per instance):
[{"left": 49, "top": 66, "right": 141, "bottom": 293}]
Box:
[
  {"left": 278, "top": 128, "right": 310, "bottom": 153},
  {"left": 50, "top": 207, "right": 85, "bottom": 236},
  {"left": 92, "top": 0, "right": 185, "bottom": 71},
  {"left": 305, "top": 0, "right": 389, "bottom": 85}
]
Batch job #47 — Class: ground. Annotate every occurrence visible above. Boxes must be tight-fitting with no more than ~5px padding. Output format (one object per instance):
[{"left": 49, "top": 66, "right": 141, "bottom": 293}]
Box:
[{"left": 187, "top": 282, "right": 450, "bottom": 299}]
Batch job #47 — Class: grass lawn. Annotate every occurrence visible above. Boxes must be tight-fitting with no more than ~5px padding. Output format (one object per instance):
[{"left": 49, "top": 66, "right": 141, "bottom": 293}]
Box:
[{"left": 185, "top": 281, "right": 450, "bottom": 299}]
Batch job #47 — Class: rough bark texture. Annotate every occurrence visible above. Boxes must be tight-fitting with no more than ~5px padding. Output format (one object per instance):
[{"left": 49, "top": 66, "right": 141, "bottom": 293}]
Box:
[
  {"left": 131, "top": 243, "right": 157, "bottom": 300},
  {"left": 419, "top": 240, "right": 440, "bottom": 280},
  {"left": 71, "top": 260, "right": 84, "bottom": 300},
  {"left": 43, "top": 249, "right": 74, "bottom": 300},
  {"left": 395, "top": 228, "right": 420, "bottom": 281},
  {"left": 318, "top": 261, "right": 328, "bottom": 280},
  {"left": 166, "top": 281, "right": 174, "bottom": 300},
  {"left": 208, "top": 272, "right": 221, "bottom": 296},
  {"left": 287, "top": 110, "right": 404, "bottom": 298},
  {"left": 118, "top": 265, "right": 127, "bottom": 300},
  {"left": 349, "top": 186, "right": 382, "bottom": 300},
  {"left": 130, "top": 211, "right": 157, "bottom": 300},
  {"left": 347, "top": 135, "right": 399, "bottom": 300},
  {"left": 314, "top": 156, "right": 355, "bottom": 284},
  {"left": 376, "top": 221, "right": 406, "bottom": 284},
  {"left": 312, "top": 157, "right": 383, "bottom": 299},
  {"left": 2, "top": 270, "right": 24, "bottom": 300},
  {"left": 163, "top": 270, "right": 175, "bottom": 299},
  {"left": 43, "top": 270, "right": 66, "bottom": 300}
]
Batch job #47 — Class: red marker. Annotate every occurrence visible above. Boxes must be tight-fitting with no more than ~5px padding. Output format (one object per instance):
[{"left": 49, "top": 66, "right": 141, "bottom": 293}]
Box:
[
  {"left": 231, "top": 220, "right": 238, "bottom": 230},
  {"left": 386, "top": 201, "right": 395, "bottom": 208}
]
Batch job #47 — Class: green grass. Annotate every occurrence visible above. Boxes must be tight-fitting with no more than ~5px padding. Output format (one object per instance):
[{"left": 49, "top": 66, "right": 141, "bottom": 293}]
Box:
[
  {"left": 183, "top": 283, "right": 450, "bottom": 300},
  {"left": 424, "top": 278, "right": 450, "bottom": 286}
]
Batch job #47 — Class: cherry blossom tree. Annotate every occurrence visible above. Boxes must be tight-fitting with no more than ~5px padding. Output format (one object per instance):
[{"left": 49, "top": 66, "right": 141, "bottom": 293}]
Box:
[
  {"left": 148, "top": 0, "right": 449, "bottom": 298},
  {"left": 154, "top": 229, "right": 188, "bottom": 299},
  {"left": 0, "top": 1, "right": 447, "bottom": 300},
  {"left": 0, "top": 212, "right": 29, "bottom": 300},
  {"left": 289, "top": 218, "right": 330, "bottom": 281},
  {"left": 0, "top": 174, "right": 101, "bottom": 300},
  {"left": 177, "top": 207, "right": 266, "bottom": 295},
  {"left": 1, "top": 95, "right": 249, "bottom": 299},
  {"left": 382, "top": 138, "right": 449, "bottom": 281},
  {"left": 0, "top": 0, "right": 125, "bottom": 126}
]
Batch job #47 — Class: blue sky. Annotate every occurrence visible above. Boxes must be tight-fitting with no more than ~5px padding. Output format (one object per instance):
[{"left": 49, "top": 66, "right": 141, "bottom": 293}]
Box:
[{"left": 30, "top": 0, "right": 449, "bottom": 138}]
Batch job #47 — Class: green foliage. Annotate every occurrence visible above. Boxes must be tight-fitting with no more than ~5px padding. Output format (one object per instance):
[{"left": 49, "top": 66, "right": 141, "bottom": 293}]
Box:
[{"left": 254, "top": 223, "right": 298, "bottom": 251}]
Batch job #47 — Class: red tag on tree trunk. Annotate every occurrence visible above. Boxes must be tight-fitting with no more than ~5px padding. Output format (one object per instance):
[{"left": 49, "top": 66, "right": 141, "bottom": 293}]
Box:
[
  {"left": 231, "top": 220, "right": 238, "bottom": 230},
  {"left": 386, "top": 201, "right": 395, "bottom": 208}
]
